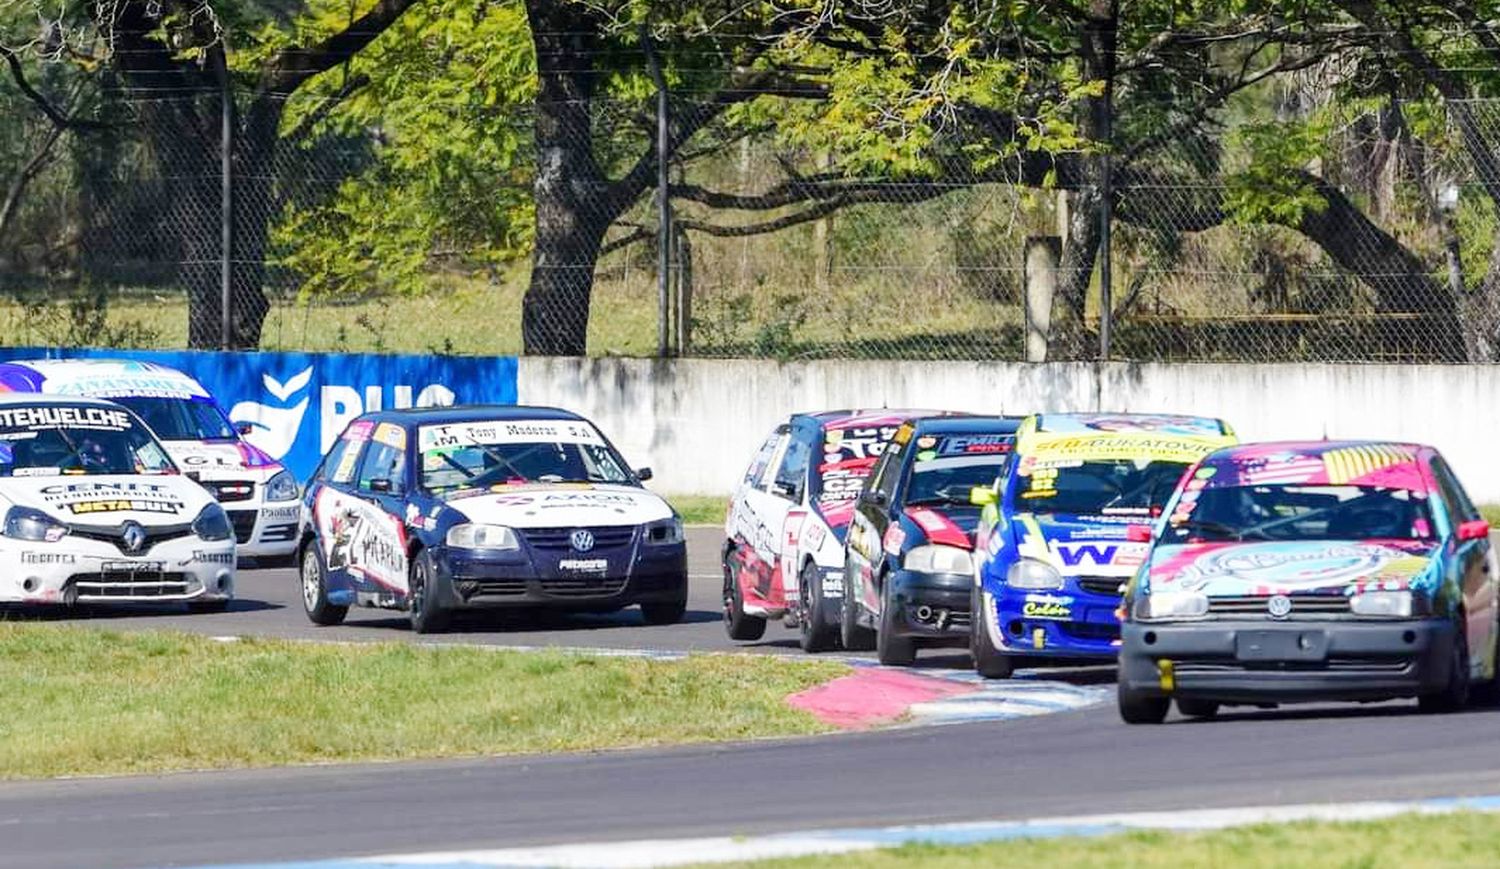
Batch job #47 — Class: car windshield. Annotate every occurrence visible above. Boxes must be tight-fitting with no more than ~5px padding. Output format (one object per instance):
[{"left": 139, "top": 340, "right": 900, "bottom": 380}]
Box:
[
  {"left": 1161, "top": 484, "right": 1436, "bottom": 543},
  {"left": 113, "top": 396, "right": 237, "bottom": 441},
  {"left": 1015, "top": 457, "right": 1188, "bottom": 517},
  {"left": 904, "top": 434, "right": 1011, "bottom": 506},
  {"left": 417, "top": 419, "right": 633, "bottom": 492},
  {"left": 0, "top": 404, "right": 175, "bottom": 476}
]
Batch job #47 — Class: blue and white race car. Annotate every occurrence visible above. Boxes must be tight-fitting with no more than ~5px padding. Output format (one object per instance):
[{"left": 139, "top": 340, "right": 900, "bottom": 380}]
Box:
[
  {"left": 0, "top": 359, "right": 300, "bottom": 561},
  {"left": 969, "top": 413, "right": 1237, "bottom": 678},
  {"left": 298, "top": 405, "right": 686, "bottom": 632}
]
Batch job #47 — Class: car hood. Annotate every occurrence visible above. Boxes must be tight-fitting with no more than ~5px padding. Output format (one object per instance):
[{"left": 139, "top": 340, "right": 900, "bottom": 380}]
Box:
[
  {"left": 1009, "top": 513, "right": 1148, "bottom": 578},
  {"left": 903, "top": 504, "right": 981, "bottom": 548},
  {"left": 441, "top": 483, "right": 672, "bottom": 529},
  {"left": 164, "top": 440, "right": 281, "bottom": 480},
  {"left": 1147, "top": 539, "right": 1439, "bottom": 597},
  {"left": 2, "top": 474, "right": 214, "bottom": 526}
]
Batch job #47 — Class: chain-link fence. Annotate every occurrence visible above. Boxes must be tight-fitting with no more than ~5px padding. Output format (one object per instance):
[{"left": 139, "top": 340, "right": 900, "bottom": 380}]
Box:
[{"left": 1, "top": 85, "right": 1495, "bottom": 363}]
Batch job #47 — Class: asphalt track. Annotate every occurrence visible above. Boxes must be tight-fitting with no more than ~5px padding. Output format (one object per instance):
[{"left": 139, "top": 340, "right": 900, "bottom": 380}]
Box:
[{"left": 8, "top": 528, "right": 1500, "bottom": 868}]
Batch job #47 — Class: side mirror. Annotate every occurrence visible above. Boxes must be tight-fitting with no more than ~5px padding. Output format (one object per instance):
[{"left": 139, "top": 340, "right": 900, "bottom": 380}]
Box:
[
  {"left": 636, "top": 467, "right": 653, "bottom": 482},
  {"left": 1457, "top": 519, "right": 1491, "bottom": 542},
  {"left": 859, "top": 490, "right": 888, "bottom": 507},
  {"left": 234, "top": 421, "right": 255, "bottom": 436},
  {"left": 771, "top": 480, "right": 800, "bottom": 500},
  {"left": 969, "top": 486, "right": 998, "bottom": 507},
  {"left": 1126, "top": 524, "right": 1154, "bottom": 543},
  {"left": 369, "top": 478, "right": 393, "bottom": 493}
]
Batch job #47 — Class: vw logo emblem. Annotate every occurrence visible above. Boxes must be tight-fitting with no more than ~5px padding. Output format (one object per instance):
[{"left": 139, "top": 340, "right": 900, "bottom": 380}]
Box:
[
  {"left": 121, "top": 521, "right": 147, "bottom": 554},
  {"left": 569, "top": 529, "right": 595, "bottom": 552},
  {"left": 1267, "top": 594, "right": 1293, "bottom": 619}
]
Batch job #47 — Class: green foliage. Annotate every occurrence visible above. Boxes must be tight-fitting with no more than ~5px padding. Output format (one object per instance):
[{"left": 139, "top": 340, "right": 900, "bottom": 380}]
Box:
[
  {"left": 1223, "top": 120, "right": 1333, "bottom": 226},
  {"left": 17, "top": 287, "right": 162, "bottom": 348}
]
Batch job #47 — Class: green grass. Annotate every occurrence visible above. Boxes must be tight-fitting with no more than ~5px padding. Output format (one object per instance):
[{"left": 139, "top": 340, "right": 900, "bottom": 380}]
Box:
[
  {"left": 0, "top": 624, "right": 844, "bottom": 779},
  {"left": 704, "top": 811, "right": 1500, "bottom": 869},
  {"left": 1481, "top": 505, "right": 1500, "bottom": 527},
  {"left": 668, "top": 494, "right": 729, "bottom": 525}
]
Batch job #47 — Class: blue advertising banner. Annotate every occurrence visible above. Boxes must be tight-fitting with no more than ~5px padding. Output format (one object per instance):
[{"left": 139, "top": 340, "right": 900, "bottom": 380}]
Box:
[{"left": 0, "top": 348, "right": 518, "bottom": 481}]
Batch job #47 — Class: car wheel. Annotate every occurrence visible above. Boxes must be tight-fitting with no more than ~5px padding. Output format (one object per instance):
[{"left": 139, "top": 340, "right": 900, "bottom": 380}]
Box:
[
  {"left": 970, "top": 583, "right": 1013, "bottom": 679},
  {"left": 798, "top": 562, "right": 839, "bottom": 653},
  {"left": 722, "top": 552, "right": 767, "bottom": 641},
  {"left": 300, "top": 540, "right": 347, "bottom": 626},
  {"left": 1118, "top": 681, "right": 1170, "bottom": 725},
  {"left": 408, "top": 549, "right": 450, "bottom": 635},
  {"left": 187, "top": 599, "right": 231, "bottom": 614},
  {"left": 1176, "top": 698, "right": 1220, "bottom": 719},
  {"left": 876, "top": 576, "right": 916, "bottom": 666},
  {"left": 640, "top": 597, "right": 687, "bottom": 625},
  {"left": 839, "top": 565, "right": 876, "bottom": 652},
  {"left": 1419, "top": 619, "right": 1470, "bottom": 713}
]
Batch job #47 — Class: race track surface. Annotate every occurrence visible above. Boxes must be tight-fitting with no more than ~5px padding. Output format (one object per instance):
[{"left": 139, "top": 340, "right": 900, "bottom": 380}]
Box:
[{"left": 7, "top": 527, "right": 1500, "bottom": 868}]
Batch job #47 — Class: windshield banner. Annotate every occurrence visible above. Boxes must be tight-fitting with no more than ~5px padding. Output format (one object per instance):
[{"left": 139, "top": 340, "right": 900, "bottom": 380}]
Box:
[{"left": 0, "top": 348, "right": 518, "bottom": 483}]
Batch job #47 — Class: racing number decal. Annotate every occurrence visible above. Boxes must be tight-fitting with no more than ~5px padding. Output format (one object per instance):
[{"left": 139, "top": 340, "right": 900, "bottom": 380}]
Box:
[{"left": 315, "top": 488, "right": 409, "bottom": 593}]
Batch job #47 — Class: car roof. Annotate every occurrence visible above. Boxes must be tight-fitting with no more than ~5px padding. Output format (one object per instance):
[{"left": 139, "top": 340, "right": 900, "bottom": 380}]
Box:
[
  {"left": 910, "top": 415, "right": 1021, "bottom": 435},
  {"left": 0, "top": 392, "right": 122, "bottom": 408},
  {"left": 0, "top": 358, "right": 210, "bottom": 399},
  {"left": 1196, "top": 441, "right": 1434, "bottom": 494},
  {"left": 365, "top": 404, "right": 586, "bottom": 426},
  {"left": 1034, "top": 412, "right": 1232, "bottom": 436},
  {"left": 792, "top": 409, "right": 966, "bottom": 430}
]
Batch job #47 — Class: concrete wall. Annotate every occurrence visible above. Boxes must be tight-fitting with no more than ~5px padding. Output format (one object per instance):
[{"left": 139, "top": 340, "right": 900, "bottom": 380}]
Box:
[{"left": 519, "top": 359, "right": 1500, "bottom": 501}]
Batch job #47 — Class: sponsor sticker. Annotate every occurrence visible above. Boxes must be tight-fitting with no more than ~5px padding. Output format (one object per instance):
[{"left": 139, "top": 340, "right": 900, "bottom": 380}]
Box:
[
  {"left": 0, "top": 406, "right": 133, "bottom": 431},
  {"left": 418, "top": 420, "right": 603, "bottom": 452},
  {"left": 21, "top": 551, "right": 75, "bottom": 565},
  {"left": 559, "top": 557, "right": 608, "bottom": 573}
]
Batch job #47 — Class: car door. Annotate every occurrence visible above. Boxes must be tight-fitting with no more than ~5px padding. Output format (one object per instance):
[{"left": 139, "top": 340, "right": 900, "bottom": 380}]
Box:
[
  {"left": 772, "top": 419, "right": 818, "bottom": 607},
  {"left": 1431, "top": 456, "right": 1497, "bottom": 674},
  {"left": 848, "top": 424, "right": 911, "bottom": 616},
  {"left": 731, "top": 424, "right": 790, "bottom": 610},
  {"left": 319, "top": 422, "right": 411, "bottom": 600},
  {"left": 308, "top": 421, "right": 372, "bottom": 591}
]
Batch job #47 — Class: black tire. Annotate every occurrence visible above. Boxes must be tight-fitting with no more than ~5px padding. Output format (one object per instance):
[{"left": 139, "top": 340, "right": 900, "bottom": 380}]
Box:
[
  {"left": 1118, "top": 681, "right": 1171, "bottom": 724},
  {"left": 722, "top": 552, "right": 767, "bottom": 641},
  {"left": 408, "top": 548, "right": 450, "bottom": 634},
  {"left": 840, "top": 564, "right": 876, "bottom": 652},
  {"left": 876, "top": 577, "right": 917, "bottom": 666},
  {"left": 640, "top": 597, "right": 687, "bottom": 625},
  {"left": 299, "top": 540, "right": 347, "bottom": 626},
  {"left": 1419, "top": 620, "right": 1470, "bottom": 713},
  {"left": 187, "top": 599, "right": 231, "bottom": 614},
  {"left": 1176, "top": 697, "right": 1220, "bottom": 719},
  {"left": 970, "top": 583, "right": 1014, "bottom": 679},
  {"left": 798, "top": 562, "right": 839, "bottom": 653}
]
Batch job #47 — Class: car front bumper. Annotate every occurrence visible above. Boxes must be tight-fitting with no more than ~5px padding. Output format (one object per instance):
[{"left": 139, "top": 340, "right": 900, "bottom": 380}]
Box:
[
  {"left": 0, "top": 537, "right": 236, "bottom": 605},
  {"left": 984, "top": 584, "right": 1121, "bottom": 659},
  {"left": 430, "top": 543, "right": 688, "bottom": 610},
  {"left": 223, "top": 500, "right": 301, "bottom": 559},
  {"left": 1119, "top": 619, "right": 1457, "bottom": 704},
  {"left": 886, "top": 569, "right": 971, "bottom": 638}
]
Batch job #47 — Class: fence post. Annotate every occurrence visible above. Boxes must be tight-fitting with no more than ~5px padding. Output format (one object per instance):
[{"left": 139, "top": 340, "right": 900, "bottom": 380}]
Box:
[
  {"left": 1096, "top": 0, "right": 1117, "bottom": 361},
  {"left": 1024, "top": 236, "right": 1061, "bottom": 362},
  {"left": 218, "top": 59, "right": 235, "bottom": 350},
  {"left": 643, "top": 25, "right": 672, "bottom": 358}
]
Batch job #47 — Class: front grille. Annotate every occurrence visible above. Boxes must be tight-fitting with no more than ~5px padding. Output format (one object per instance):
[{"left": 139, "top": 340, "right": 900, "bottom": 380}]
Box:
[
  {"left": 539, "top": 576, "right": 628, "bottom": 597},
  {"left": 67, "top": 522, "right": 194, "bottom": 554},
  {"left": 1075, "top": 576, "right": 1125, "bottom": 597},
  {"left": 70, "top": 567, "right": 191, "bottom": 598},
  {"left": 1208, "top": 595, "right": 1350, "bottom": 616},
  {"left": 1176, "top": 658, "right": 1412, "bottom": 674},
  {"left": 1060, "top": 621, "right": 1121, "bottom": 641},
  {"left": 521, "top": 526, "right": 636, "bottom": 551},
  {"left": 259, "top": 522, "right": 298, "bottom": 542},
  {"left": 202, "top": 480, "right": 255, "bottom": 503},
  {"left": 227, "top": 510, "right": 256, "bottom": 543},
  {"left": 468, "top": 579, "right": 527, "bottom": 597}
]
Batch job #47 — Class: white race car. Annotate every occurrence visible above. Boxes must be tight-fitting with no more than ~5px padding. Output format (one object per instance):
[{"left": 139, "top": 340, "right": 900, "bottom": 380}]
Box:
[
  {"left": 0, "top": 359, "right": 301, "bottom": 562},
  {"left": 0, "top": 395, "right": 237, "bottom": 610}
]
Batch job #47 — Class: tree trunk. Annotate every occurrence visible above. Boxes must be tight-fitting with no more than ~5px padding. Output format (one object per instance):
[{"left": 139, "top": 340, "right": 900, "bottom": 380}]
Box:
[{"left": 521, "top": 1, "right": 607, "bottom": 356}]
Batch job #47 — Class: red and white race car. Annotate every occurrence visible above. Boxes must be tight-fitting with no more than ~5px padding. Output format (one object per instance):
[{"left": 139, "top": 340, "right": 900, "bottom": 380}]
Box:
[{"left": 723, "top": 409, "right": 943, "bottom": 651}]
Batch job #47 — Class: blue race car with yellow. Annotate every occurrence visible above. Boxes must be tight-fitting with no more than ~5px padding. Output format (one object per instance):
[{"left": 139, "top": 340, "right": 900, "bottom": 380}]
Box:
[{"left": 969, "top": 413, "right": 1236, "bottom": 678}]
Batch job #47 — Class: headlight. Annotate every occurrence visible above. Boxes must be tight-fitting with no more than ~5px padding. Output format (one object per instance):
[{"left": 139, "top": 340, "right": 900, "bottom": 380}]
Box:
[
  {"left": 264, "top": 470, "right": 299, "bottom": 502},
  {"left": 1132, "top": 591, "right": 1209, "bottom": 621},
  {"left": 645, "top": 516, "right": 684, "bottom": 546},
  {"left": 904, "top": 544, "right": 973, "bottom": 574},
  {"left": 1350, "top": 590, "right": 1418, "bottom": 618},
  {"left": 446, "top": 523, "right": 519, "bottom": 550},
  {"left": 192, "top": 503, "right": 233, "bottom": 542},
  {"left": 3, "top": 506, "right": 67, "bottom": 542},
  {"left": 1006, "top": 558, "right": 1063, "bottom": 590}
]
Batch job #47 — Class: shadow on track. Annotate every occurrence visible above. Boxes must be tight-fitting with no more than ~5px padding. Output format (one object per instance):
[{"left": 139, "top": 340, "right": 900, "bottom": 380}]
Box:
[{"left": 0, "top": 598, "right": 283, "bottom": 622}]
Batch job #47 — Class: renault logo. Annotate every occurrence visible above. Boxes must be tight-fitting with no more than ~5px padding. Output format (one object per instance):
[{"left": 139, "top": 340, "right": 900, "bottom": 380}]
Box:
[
  {"left": 569, "top": 529, "right": 595, "bottom": 552},
  {"left": 1267, "top": 594, "right": 1293, "bottom": 619},
  {"left": 121, "top": 521, "right": 147, "bottom": 554}
]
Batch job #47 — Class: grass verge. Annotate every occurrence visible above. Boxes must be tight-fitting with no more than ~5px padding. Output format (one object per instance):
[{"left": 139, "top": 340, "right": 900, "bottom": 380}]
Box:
[
  {"left": 703, "top": 811, "right": 1500, "bottom": 869},
  {"left": 0, "top": 624, "right": 844, "bottom": 779},
  {"left": 1481, "top": 504, "right": 1500, "bottom": 528},
  {"left": 668, "top": 494, "right": 728, "bottom": 525}
]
